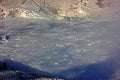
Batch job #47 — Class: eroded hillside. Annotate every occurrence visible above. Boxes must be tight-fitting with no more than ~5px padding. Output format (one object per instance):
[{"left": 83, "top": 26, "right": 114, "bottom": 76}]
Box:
[{"left": 0, "top": 0, "right": 119, "bottom": 20}]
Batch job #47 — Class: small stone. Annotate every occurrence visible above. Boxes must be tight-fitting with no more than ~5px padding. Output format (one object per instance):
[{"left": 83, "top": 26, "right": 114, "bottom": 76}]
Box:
[
  {"left": 54, "top": 15, "right": 64, "bottom": 20},
  {"left": 88, "top": 43, "right": 92, "bottom": 46},
  {"left": 54, "top": 62, "right": 59, "bottom": 65},
  {"left": 11, "top": 58, "right": 14, "bottom": 60},
  {"left": 5, "top": 35, "right": 10, "bottom": 40}
]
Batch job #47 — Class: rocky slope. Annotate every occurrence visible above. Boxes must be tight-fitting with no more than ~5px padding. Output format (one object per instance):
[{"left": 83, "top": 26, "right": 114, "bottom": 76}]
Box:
[{"left": 0, "top": 0, "right": 119, "bottom": 20}]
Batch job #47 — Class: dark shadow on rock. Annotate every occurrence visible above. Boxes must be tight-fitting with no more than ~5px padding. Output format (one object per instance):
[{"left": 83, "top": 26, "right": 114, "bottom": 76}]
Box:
[
  {"left": 0, "top": 59, "right": 58, "bottom": 78},
  {"left": 96, "top": 0, "right": 105, "bottom": 8},
  {"left": 56, "top": 49, "right": 120, "bottom": 80},
  {"left": 0, "top": 49, "right": 120, "bottom": 80}
]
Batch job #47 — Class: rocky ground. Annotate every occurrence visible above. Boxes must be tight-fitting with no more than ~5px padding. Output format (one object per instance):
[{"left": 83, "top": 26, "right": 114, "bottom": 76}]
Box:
[{"left": 0, "top": 0, "right": 119, "bottom": 20}]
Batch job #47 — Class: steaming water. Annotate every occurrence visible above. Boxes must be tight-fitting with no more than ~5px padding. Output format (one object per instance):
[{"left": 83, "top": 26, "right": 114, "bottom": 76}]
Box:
[{"left": 0, "top": 14, "right": 120, "bottom": 79}]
